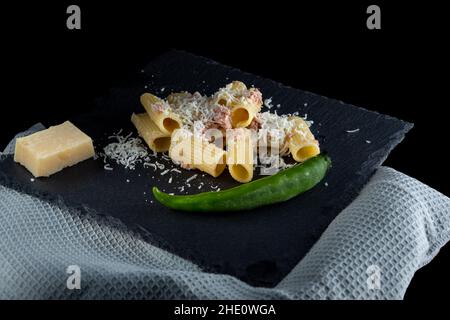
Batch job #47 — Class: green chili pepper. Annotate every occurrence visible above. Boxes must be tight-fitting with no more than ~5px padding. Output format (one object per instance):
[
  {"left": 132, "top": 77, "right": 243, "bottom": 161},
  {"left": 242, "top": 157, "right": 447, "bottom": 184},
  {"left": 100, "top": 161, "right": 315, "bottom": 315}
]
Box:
[{"left": 152, "top": 154, "right": 331, "bottom": 212}]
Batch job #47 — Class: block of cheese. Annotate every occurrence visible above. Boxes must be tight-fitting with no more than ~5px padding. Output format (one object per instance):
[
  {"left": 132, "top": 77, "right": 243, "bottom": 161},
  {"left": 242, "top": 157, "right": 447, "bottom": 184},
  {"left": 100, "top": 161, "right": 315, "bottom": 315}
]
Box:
[{"left": 14, "top": 121, "right": 95, "bottom": 177}]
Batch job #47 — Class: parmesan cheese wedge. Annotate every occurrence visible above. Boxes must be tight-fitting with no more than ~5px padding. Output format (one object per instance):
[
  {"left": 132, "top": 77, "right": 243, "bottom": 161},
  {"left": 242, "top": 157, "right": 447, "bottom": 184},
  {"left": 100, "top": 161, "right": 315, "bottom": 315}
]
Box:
[{"left": 14, "top": 121, "right": 95, "bottom": 177}]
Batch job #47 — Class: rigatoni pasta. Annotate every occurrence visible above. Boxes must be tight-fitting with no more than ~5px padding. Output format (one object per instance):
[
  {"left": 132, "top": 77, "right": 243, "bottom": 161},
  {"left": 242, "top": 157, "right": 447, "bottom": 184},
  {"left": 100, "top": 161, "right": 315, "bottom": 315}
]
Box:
[
  {"left": 132, "top": 81, "right": 320, "bottom": 184},
  {"left": 167, "top": 92, "right": 192, "bottom": 107},
  {"left": 169, "top": 129, "right": 226, "bottom": 178},
  {"left": 140, "top": 93, "right": 182, "bottom": 135},
  {"left": 288, "top": 116, "right": 320, "bottom": 162},
  {"left": 211, "top": 81, "right": 263, "bottom": 128},
  {"left": 131, "top": 113, "right": 171, "bottom": 153},
  {"left": 212, "top": 81, "right": 247, "bottom": 107},
  {"left": 230, "top": 88, "right": 263, "bottom": 128},
  {"left": 226, "top": 128, "right": 255, "bottom": 183}
]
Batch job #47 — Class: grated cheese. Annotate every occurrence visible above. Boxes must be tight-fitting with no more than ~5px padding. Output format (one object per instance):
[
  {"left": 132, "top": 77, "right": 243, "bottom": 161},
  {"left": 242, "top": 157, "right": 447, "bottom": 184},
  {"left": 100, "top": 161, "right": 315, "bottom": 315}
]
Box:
[
  {"left": 143, "top": 162, "right": 157, "bottom": 171},
  {"left": 155, "top": 161, "right": 165, "bottom": 170},
  {"left": 258, "top": 111, "right": 295, "bottom": 153},
  {"left": 258, "top": 153, "right": 293, "bottom": 174},
  {"left": 186, "top": 174, "right": 198, "bottom": 183},
  {"left": 264, "top": 97, "right": 274, "bottom": 109},
  {"left": 103, "top": 131, "right": 148, "bottom": 170},
  {"left": 168, "top": 92, "right": 214, "bottom": 131}
]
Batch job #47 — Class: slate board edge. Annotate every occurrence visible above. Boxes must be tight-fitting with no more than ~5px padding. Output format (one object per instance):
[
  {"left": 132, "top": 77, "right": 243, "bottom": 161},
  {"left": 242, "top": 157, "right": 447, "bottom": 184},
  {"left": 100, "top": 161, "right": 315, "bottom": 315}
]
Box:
[{"left": 152, "top": 50, "right": 414, "bottom": 130}]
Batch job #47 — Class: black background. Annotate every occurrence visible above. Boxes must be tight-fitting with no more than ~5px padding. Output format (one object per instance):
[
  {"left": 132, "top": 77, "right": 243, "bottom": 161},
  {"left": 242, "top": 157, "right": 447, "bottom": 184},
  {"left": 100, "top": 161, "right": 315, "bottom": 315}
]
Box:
[{"left": 2, "top": 1, "right": 448, "bottom": 301}]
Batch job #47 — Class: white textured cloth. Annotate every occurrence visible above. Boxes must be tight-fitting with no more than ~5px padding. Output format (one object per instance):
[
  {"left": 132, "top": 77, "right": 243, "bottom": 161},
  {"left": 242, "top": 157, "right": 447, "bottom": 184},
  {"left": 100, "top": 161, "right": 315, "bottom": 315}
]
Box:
[{"left": 0, "top": 125, "right": 449, "bottom": 299}]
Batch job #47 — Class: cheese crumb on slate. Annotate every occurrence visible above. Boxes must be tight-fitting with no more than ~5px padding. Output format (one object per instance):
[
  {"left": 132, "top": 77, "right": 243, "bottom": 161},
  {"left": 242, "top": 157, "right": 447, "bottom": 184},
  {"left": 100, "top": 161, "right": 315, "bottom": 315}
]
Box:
[
  {"left": 155, "top": 161, "right": 165, "bottom": 170},
  {"left": 186, "top": 174, "right": 198, "bottom": 183},
  {"left": 264, "top": 97, "right": 274, "bottom": 109},
  {"left": 143, "top": 163, "right": 157, "bottom": 170}
]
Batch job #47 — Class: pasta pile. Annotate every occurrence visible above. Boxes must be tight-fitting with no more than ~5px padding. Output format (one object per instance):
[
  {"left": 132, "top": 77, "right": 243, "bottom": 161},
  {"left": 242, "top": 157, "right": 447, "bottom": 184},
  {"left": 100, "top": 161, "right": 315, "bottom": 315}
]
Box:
[{"left": 131, "top": 81, "right": 320, "bottom": 183}]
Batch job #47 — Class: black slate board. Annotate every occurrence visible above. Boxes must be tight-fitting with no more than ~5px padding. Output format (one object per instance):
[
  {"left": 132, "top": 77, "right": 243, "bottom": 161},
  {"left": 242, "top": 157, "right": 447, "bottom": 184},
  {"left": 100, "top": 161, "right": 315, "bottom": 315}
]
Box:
[{"left": 0, "top": 51, "right": 413, "bottom": 287}]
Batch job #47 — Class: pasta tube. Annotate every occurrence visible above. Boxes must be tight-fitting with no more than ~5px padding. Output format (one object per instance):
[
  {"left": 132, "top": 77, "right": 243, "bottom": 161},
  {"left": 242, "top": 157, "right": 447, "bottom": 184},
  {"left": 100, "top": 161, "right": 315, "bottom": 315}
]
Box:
[
  {"left": 213, "top": 81, "right": 248, "bottom": 107},
  {"left": 211, "top": 82, "right": 263, "bottom": 128},
  {"left": 167, "top": 92, "right": 192, "bottom": 107},
  {"left": 229, "top": 80, "right": 247, "bottom": 94},
  {"left": 227, "top": 128, "right": 255, "bottom": 183},
  {"left": 131, "top": 113, "right": 171, "bottom": 153},
  {"left": 140, "top": 93, "right": 182, "bottom": 135},
  {"left": 230, "top": 88, "right": 263, "bottom": 128},
  {"left": 288, "top": 116, "right": 320, "bottom": 162},
  {"left": 169, "top": 129, "right": 226, "bottom": 178}
]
